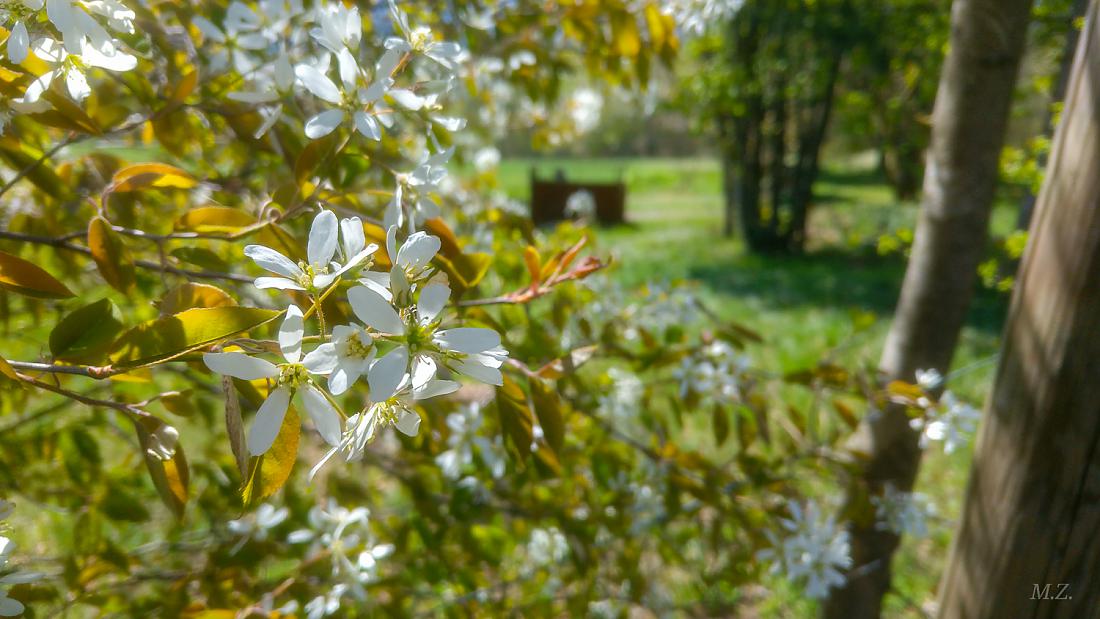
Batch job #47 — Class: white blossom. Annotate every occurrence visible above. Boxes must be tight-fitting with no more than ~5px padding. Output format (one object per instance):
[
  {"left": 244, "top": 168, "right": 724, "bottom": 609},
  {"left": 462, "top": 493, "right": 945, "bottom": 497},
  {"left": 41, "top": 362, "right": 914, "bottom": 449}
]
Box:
[
  {"left": 910, "top": 391, "right": 980, "bottom": 454},
  {"left": 526, "top": 527, "right": 569, "bottom": 567},
  {"left": 203, "top": 305, "right": 342, "bottom": 455},
  {"left": 871, "top": 484, "right": 936, "bottom": 538},
  {"left": 243, "top": 210, "right": 375, "bottom": 292},
  {"left": 564, "top": 189, "right": 596, "bottom": 221},
  {"left": 756, "top": 499, "right": 851, "bottom": 600},
  {"left": 434, "top": 402, "right": 505, "bottom": 480}
]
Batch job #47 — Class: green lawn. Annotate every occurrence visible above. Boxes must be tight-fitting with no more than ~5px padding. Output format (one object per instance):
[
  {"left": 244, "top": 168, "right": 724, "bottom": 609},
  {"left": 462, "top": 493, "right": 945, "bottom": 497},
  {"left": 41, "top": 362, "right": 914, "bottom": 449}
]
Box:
[{"left": 498, "top": 155, "right": 1012, "bottom": 616}]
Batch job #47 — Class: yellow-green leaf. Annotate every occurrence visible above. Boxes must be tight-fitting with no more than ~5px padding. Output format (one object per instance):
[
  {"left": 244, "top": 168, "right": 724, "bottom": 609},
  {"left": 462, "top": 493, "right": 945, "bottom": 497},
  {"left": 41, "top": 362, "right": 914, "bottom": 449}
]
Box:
[
  {"left": 530, "top": 378, "right": 565, "bottom": 453},
  {"left": 110, "top": 306, "right": 280, "bottom": 368},
  {"left": 497, "top": 377, "right": 534, "bottom": 458},
  {"left": 241, "top": 406, "right": 300, "bottom": 505},
  {"left": 0, "top": 249, "right": 75, "bottom": 299},
  {"left": 174, "top": 207, "right": 257, "bottom": 234},
  {"left": 157, "top": 282, "right": 236, "bottom": 315},
  {"left": 109, "top": 163, "right": 197, "bottom": 192},
  {"left": 88, "top": 216, "right": 136, "bottom": 293},
  {"left": 134, "top": 415, "right": 189, "bottom": 518}
]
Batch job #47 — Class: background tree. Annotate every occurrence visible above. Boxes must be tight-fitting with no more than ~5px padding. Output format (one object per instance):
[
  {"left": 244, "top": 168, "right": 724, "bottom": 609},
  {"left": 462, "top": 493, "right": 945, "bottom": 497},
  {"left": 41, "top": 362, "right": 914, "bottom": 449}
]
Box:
[
  {"left": 687, "top": 0, "right": 859, "bottom": 252},
  {"left": 825, "top": 0, "right": 1037, "bottom": 615},
  {"left": 938, "top": 1, "right": 1100, "bottom": 614}
]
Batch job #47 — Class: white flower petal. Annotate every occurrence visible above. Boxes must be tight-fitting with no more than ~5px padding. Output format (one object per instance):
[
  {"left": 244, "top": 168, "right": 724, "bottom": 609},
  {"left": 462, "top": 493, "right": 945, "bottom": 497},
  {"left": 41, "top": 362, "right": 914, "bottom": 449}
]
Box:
[
  {"left": 191, "top": 15, "right": 226, "bottom": 43},
  {"left": 65, "top": 68, "right": 90, "bottom": 101},
  {"left": 353, "top": 111, "right": 380, "bottom": 140},
  {"left": 300, "top": 386, "right": 342, "bottom": 445},
  {"left": 0, "top": 594, "right": 24, "bottom": 617},
  {"left": 244, "top": 245, "right": 303, "bottom": 279},
  {"left": 279, "top": 305, "right": 305, "bottom": 363},
  {"left": 394, "top": 408, "right": 421, "bottom": 436},
  {"left": 417, "top": 282, "right": 450, "bottom": 324},
  {"left": 368, "top": 346, "right": 409, "bottom": 402},
  {"left": 303, "top": 343, "right": 339, "bottom": 375},
  {"left": 336, "top": 46, "right": 358, "bottom": 91},
  {"left": 203, "top": 352, "right": 278, "bottom": 380},
  {"left": 396, "top": 232, "right": 441, "bottom": 270},
  {"left": 434, "top": 328, "right": 500, "bottom": 354},
  {"left": 304, "top": 108, "right": 344, "bottom": 139},
  {"left": 359, "top": 271, "right": 393, "bottom": 301},
  {"left": 254, "top": 276, "right": 305, "bottom": 290},
  {"left": 308, "top": 210, "right": 339, "bottom": 268},
  {"left": 248, "top": 386, "right": 292, "bottom": 455},
  {"left": 295, "top": 64, "right": 342, "bottom": 104},
  {"left": 414, "top": 378, "right": 460, "bottom": 400},
  {"left": 388, "top": 88, "right": 424, "bottom": 110},
  {"left": 348, "top": 286, "right": 404, "bottom": 334},
  {"left": 454, "top": 358, "right": 502, "bottom": 386},
  {"left": 328, "top": 359, "right": 362, "bottom": 395},
  {"left": 410, "top": 355, "right": 437, "bottom": 391},
  {"left": 340, "top": 216, "right": 366, "bottom": 257},
  {"left": 8, "top": 21, "right": 29, "bottom": 64}
]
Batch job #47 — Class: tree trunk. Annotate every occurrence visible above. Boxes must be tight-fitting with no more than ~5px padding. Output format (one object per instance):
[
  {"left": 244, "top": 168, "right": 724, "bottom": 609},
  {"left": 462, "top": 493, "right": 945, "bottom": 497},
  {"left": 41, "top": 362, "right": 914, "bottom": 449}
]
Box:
[
  {"left": 1017, "top": 0, "right": 1088, "bottom": 230},
  {"left": 823, "top": 0, "right": 1036, "bottom": 616},
  {"left": 938, "top": 3, "right": 1100, "bottom": 615},
  {"left": 789, "top": 52, "right": 842, "bottom": 253}
]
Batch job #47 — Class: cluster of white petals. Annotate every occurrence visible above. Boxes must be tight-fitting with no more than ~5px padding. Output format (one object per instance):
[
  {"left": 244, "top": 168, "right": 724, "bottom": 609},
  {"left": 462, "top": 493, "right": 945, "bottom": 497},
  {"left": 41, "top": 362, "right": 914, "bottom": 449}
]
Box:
[
  {"left": 675, "top": 340, "right": 750, "bottom": 403},
  {"left": 203, "top": 207, "right": 508, "bottom": 474},
  {"left": 909, "top": 369, "right": 981, "bottom": 454},
  {"left": 871, "top": 483, "right": 936, "bottom": 538},
  {"left": 756, "top": 499, "right": 851, "bottom": 600},
  {"left": 286, "top": 499, "right": 393, "bottom": 618},
  {"left": 2, "top": 0, "right": 137, "bottom": 119}
]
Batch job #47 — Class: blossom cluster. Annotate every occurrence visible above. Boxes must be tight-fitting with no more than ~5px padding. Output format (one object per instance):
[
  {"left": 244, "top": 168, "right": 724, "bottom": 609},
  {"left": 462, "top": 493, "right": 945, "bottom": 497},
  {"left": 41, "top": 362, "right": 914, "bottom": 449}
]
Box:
[
  {"left": 227, "top": 499, "right": 392, "bottom": 619},
  {"left": 675, "top": 340, "right": 750, "bottom": 403},
  {"left": 908, "top": 368, "right": 981, "bottom": 454},
  {"left": 756, "top": 499, "right": 851, "bottom": 600},
  {"left": 1, "top": 0, "right": 137, "bottom": 125},
  {"left": 191, "top": 2, "right": 507, "bottom": 476},
  {"left": 434, "top": 401, "right": 507, "bottom": 482},
  {"left": 204, "top": 209, "right": 508, "bottom": 475},
  {"left": 871, "top": 483, "right": 936, "bottom": 538}
]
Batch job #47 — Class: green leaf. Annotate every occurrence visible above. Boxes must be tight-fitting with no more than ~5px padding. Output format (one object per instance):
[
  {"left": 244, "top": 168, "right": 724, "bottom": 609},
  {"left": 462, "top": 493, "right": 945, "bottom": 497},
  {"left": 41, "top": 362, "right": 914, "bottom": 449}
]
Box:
[
  {"left": 222, "top": 377, "right": 247, "bottom": 476},
  {"left": 0, "top": 249, "right": 75, "bottom": 299},
  {"left": 530, "top": 378, "right": 565, "bottom": 453},
  {"left": 49, "top": 298, "right": 125, "bottom": 363},
  {"left": 713, "top": 404, "right": 730, "bottom": 446},
  {"left": 170, "top": 247, "right": 230, "bottom": 272},
  {"left": 88, "top": 216, "right": 136, "bottom": 293},
  {"left": 110, "top": 306, "right": 280, "bottom": 368},
  {"left": 496, "top": 376, "right": 534, "bottom": 459}
]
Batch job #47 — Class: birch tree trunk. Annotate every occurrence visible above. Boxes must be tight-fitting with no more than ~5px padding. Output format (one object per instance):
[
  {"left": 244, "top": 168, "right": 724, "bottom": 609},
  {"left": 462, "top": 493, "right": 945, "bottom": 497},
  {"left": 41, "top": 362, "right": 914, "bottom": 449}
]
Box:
[
  {"left": 824, "top": 0, "right": 1035, "bottom": 615},
  {"left": 938, "top": 2, "right": 1100, "bottom": 614}
]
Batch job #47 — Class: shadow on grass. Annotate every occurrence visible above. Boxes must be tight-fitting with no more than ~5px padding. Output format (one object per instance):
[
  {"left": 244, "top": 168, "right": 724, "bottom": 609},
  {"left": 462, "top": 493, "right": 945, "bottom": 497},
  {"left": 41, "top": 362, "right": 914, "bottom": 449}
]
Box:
[{"left": 688, "top": 245, "right": 1009, "bottom": 335}]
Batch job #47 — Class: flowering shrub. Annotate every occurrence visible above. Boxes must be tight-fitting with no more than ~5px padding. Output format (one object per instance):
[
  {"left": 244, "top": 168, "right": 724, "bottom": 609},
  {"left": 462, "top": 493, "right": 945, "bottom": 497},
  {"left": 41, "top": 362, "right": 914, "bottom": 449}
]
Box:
[{"left": 0, "top": 0, "right": 983, "bottom": 614}]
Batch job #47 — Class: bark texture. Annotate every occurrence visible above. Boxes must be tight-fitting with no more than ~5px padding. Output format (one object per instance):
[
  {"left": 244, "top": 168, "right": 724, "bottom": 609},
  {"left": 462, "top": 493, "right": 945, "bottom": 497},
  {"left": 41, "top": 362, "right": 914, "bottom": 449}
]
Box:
[
  {"left": 824, "top": 0, "right": 1035, "bottom": 616},
  {"left": 938, "top": 2, "right": 1100, "bottom": 614}
]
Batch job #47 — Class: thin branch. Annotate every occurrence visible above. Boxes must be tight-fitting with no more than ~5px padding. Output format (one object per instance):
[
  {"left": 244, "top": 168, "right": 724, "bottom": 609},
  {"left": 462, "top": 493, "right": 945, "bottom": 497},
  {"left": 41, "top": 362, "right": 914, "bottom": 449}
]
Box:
[
  {"left": 6, "top": 361, "right": 111, "bottom": 378},
  {"left": 0, "top": 229, "right": 253, "bottom": 282}
]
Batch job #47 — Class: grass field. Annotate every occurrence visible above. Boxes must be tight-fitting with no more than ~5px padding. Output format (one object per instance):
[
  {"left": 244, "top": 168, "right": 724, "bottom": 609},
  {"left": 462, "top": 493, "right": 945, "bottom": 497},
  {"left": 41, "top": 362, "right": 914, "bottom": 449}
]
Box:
[{"left": 497, "top": 156, "right": 1014, "bottom": 616}]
